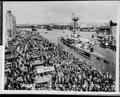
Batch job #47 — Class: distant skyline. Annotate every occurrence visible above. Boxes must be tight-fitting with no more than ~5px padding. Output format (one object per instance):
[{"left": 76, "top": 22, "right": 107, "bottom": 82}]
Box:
[{"left": 3, "top": 1, "right": 119, "bottom": 25}]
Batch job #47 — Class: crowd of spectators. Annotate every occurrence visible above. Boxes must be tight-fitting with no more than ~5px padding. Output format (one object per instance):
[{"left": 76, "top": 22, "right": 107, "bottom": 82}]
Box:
[{"left": 5, "top": 31, "right": 115, "bottom": 91}]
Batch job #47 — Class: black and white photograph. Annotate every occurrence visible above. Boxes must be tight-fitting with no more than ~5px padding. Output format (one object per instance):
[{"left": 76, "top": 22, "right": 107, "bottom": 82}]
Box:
[{"left": 3, "top": 1, "right": 118, "bottom": 93}]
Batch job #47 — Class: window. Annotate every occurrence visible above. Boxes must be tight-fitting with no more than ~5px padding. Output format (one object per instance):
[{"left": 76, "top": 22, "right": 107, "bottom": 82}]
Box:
[
  {"left": 40, "top": 73, "right": 43, "bottom": 77},
  {"left": 104, "top": 60, "right": 108, "bottom": 64},
  {"left": 96, "top": 57, "right": 101, "bottom": 61}
]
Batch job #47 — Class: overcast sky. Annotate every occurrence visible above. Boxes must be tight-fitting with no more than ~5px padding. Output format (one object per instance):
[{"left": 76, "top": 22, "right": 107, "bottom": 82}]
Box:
[{"left": 3, "top": 1, "right": 119, "bottom": 25}]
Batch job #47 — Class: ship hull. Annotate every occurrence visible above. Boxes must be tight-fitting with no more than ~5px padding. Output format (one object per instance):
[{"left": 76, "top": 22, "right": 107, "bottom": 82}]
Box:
[{"left": 58, "top": 38, "right": 115, "bottom": 80}]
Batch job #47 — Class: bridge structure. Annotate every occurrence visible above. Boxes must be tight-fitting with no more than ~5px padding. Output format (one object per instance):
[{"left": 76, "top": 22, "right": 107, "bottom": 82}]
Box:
[{"left": 16, "top": 24, "right": 38, "bottom": 31}]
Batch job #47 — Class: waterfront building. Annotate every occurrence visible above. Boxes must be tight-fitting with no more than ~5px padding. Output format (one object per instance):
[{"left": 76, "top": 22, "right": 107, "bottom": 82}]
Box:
[
  {"left": 110, "top": 20, "right": 117, "bottom": 41},
  {"left": 5, "top": 10, "right": 16, "bottom": 47}
]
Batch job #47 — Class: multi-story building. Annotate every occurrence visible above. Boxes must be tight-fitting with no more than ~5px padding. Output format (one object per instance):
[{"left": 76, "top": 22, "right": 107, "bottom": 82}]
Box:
[
  {"left": 110, "top": 20, "right": 117, "bottom": 41},
  {"left": 5, "top": 10, "right": 16, "bottom": 47}
]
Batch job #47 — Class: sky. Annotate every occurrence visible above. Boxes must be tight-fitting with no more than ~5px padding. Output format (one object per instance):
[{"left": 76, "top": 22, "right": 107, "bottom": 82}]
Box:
[{"left": 3, "top": 1, "right": 119, "bottom": 25}]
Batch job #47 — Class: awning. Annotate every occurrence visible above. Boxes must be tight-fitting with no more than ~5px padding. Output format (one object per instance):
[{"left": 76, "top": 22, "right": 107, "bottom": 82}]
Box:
[
  {"left": 33, "top": 60, "right": 44, "bottom": 66},
  {"left": 36, "top": 66, "right": 55, "bottom": 74},
  {"left": 35, "top": 76, "right": 51, "bottom": 84},
  {"left": 79, "top": 38, "right": 89, "bottom": 42}
]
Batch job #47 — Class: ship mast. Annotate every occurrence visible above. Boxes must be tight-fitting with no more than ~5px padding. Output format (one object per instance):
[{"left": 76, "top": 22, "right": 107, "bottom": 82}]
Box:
[
  {"left": 71, "top": 13, "right": 80, "bottom": 39},
  {"left": 72, "top": 13, "right": 79, "bottom": 33}
]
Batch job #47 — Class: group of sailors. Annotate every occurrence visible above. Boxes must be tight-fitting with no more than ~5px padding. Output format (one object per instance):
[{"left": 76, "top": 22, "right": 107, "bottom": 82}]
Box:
[{"left": 5, "top": 30, "right": 115, "bottom": 91}]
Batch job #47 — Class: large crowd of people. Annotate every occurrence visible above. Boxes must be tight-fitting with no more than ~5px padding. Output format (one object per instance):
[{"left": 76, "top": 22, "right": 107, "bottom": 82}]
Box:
[{"left": 5, "top": 30, "right": 115, "bottom": 91}]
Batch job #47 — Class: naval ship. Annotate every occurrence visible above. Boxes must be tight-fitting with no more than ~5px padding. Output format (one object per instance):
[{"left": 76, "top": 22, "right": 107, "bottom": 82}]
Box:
[{"left": 58, "top": 16, "right": 116, "bottom": 79}]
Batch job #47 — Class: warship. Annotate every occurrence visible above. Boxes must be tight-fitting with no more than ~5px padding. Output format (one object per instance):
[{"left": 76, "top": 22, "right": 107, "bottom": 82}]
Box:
[{"left": 58, "top": 15, "right": 116, "bottom": 79}]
